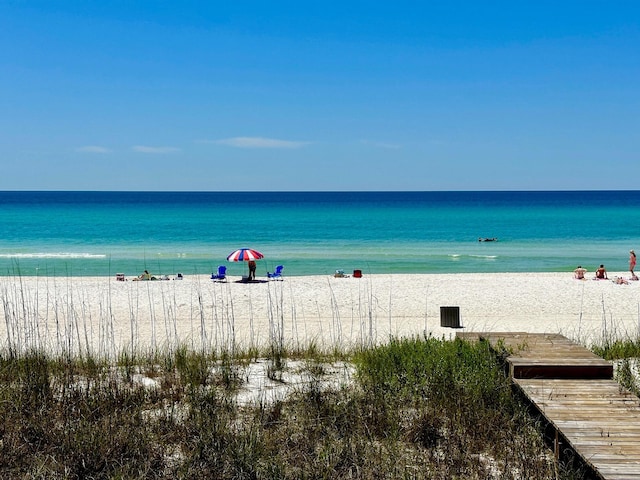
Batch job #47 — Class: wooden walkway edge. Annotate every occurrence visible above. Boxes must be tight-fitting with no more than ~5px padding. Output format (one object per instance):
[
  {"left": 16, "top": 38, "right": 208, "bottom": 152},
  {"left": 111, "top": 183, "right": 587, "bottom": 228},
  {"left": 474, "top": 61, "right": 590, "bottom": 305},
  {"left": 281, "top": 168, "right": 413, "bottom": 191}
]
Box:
[{"left": 458, "top": 332, "right": 640, "bottom": 480}]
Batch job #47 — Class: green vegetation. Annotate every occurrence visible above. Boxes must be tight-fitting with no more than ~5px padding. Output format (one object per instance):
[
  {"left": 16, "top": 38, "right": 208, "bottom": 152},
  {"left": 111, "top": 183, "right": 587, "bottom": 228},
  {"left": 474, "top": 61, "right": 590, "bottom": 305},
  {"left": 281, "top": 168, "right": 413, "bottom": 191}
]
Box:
[
  {"left": 592, "top": 336, "right": 640, "bottom": 360},
  {"left": 592, "top": 335, "right": 640, "bottom": 396},
  {"left": 0, "top": 337, "right": 584, "bottom": 479}
]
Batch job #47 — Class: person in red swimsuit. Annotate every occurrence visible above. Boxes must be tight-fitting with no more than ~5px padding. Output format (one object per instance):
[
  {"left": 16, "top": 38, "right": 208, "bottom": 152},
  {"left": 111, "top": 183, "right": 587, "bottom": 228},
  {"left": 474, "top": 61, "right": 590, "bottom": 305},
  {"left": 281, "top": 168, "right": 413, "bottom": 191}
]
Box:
[{"left": 630, "top": 250, "right": 637, "bottom": 280}]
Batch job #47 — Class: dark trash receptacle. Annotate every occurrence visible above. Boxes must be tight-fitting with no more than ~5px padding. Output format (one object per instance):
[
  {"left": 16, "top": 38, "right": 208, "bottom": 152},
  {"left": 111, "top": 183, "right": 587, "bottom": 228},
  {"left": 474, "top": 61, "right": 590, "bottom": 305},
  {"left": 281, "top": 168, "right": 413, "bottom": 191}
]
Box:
[{"left": 440, "top": 306, "right": 461, "bottom": 328}]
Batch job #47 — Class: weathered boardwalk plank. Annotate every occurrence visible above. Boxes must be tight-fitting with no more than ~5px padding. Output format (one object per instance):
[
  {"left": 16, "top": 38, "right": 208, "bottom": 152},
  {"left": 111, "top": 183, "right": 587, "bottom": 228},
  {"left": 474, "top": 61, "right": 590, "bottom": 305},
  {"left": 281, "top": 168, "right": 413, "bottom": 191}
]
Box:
[
  {"left": 457, "top": 332, "right": 640, "bottom": 480},
  {"left": 516, "top": 378, "right": 640, "bottom": 479},
  {"left": 457, "top": 332, "right": 613, "bottom": 379}
]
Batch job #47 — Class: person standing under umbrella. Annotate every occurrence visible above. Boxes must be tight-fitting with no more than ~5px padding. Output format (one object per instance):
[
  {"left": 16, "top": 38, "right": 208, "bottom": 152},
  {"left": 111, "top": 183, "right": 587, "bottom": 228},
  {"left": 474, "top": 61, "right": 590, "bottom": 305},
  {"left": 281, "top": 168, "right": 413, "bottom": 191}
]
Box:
[
  {"left": 227, "top": 248, "right": 264, "bottom": 281},
  {"left": 248, "top": 260, "right": 257, "bottom": 280}
]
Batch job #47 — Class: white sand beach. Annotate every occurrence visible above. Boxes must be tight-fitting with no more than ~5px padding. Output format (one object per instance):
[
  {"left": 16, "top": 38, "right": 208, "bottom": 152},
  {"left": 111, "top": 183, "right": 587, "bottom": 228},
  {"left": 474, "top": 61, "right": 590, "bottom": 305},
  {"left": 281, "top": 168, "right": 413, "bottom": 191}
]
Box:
[{"left": 2, "top": 272, "right": 640, "bottom": 357}]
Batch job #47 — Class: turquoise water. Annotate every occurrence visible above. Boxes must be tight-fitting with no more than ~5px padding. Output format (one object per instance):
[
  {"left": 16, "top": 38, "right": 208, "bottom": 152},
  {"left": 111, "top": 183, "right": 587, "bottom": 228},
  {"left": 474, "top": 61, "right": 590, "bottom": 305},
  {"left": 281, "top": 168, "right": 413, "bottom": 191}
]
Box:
[{"left": 1, "top": 191, "right": 639, "bottom": 277}]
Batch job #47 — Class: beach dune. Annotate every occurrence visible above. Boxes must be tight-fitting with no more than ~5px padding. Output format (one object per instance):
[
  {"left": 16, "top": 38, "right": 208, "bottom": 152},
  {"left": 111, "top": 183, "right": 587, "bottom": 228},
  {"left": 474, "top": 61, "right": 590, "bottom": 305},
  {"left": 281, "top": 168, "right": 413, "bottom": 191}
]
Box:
[{"left": 1, "top": 272, "right": 639, "bottom": 357}]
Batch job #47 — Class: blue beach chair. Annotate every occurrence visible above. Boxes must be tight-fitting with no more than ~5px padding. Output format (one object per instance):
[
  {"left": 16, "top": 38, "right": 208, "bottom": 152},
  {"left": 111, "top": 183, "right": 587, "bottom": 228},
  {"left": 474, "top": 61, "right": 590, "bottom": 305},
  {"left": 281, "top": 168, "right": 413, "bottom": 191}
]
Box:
[
  {"left": 267, "top": 265, "right": 284, "bottom": 280},
  {"left": 211, "top": 265, "right": 227, "bottom": 282}
]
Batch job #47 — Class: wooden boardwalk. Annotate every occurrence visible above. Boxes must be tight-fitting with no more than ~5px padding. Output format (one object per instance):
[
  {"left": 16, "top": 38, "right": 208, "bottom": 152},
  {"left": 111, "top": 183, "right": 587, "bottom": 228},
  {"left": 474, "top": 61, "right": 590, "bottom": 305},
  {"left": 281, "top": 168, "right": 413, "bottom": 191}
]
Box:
[{"left": 458, "top": 332, "right": 640, "bottom": 480}]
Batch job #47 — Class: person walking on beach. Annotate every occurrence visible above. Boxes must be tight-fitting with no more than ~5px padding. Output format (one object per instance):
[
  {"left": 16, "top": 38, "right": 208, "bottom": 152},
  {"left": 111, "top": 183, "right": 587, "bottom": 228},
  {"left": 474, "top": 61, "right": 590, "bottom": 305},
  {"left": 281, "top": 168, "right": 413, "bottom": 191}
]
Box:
[
  {"left": 630, "top": 250, "right": 637, "bottom": 280},
  {"left": 248, "top": 260, "right": 257, "bottom": 281}
]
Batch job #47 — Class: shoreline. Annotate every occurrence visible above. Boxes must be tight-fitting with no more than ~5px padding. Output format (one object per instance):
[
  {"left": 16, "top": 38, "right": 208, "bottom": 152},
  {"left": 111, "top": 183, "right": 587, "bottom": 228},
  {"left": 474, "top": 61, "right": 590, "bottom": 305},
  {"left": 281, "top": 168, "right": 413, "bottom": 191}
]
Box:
[{"left": 2, "top": 272, "right": 639, "bottom": 357}]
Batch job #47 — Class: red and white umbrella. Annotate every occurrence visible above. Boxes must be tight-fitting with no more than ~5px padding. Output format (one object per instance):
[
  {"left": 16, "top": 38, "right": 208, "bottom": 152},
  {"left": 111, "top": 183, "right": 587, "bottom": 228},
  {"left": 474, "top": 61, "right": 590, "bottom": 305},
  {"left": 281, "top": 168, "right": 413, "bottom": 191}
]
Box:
[{"left": 226, "top": 248, "right": 264, "bottom": 262}]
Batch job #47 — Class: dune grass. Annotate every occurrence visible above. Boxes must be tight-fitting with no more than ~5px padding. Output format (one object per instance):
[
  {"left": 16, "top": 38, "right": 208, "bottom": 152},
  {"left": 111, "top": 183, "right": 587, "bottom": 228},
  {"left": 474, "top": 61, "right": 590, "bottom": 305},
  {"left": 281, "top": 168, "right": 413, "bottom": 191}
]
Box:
[
  {"left": 0, "top": 336, "right": 589, "bottom": 479},
  {"left": 591, "top": 334, "right": 640, "bottom": 397}
]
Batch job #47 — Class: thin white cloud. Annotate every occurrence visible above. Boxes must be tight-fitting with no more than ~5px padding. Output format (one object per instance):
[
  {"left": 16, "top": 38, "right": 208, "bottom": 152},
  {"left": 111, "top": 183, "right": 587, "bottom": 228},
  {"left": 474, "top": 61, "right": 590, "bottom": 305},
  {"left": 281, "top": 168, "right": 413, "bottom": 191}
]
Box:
[
  {"left": 213, "top": 137, "right": 310, "bottom": 149},
  {"left": 76, "top": 145, "right": 111, "bottom": 154},
  {"left": 132, "top": 145, "right": 180, "bottom": 154}
]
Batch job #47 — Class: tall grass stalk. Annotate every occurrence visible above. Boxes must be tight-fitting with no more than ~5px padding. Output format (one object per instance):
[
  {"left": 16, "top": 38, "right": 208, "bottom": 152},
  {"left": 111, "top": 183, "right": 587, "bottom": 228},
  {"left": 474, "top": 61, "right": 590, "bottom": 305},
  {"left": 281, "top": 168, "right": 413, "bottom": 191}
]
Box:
[
  {"left": 224, "top": 282, "right": 237, "bottom": 355},
  {"left": 424, "top": 285, "right": 429, "bottom": 335},
  {"left": 577, "top": 282, "right": 584, "bottom": 340},
  {"left": 159, "top": 281, "right": 178, "bottom": 351},
  {"left": 326, "top": 278, "right": 343, "bottom": 349},
  {"left": 601, "top": 293, "right": 607, "bottom": 341},
  {"left": 127, "top": 281, "right": 140, "bottom": 357},
  {"left": 310, "top": 300, "right": 321, "bottom": 349},
  {"left": 146, "top": 281, "right": 157, "bottom": 352},
  {"left": 288, "top": 281, "right": 300, "bottom": 351},
  {"left": 388, "top": 276, "right": 393, "bottom": 335},
  {"left": 248, "top": 285, "right": 256, "bottom": 351},
  {"left": 267, "top": 280, "right": 285, "bottom": 352},
  {"left": 194, "top": 276, "right": 208, "bottom": 352},
  {"left": 357, "top": 278, "right": 377, "bottom": 349}
]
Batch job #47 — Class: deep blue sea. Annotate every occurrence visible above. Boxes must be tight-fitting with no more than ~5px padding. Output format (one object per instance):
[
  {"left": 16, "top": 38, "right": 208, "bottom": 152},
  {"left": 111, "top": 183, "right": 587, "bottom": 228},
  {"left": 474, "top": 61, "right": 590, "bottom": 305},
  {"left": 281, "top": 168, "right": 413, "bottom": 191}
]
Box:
[{"left": 1, "top": 191, "right": 639, "bottom": 277}]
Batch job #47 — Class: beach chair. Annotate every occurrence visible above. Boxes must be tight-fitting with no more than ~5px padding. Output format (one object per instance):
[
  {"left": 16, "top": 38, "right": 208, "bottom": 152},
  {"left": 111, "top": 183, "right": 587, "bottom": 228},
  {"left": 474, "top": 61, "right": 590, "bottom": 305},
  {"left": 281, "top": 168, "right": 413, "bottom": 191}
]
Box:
[
  {"left": 267, "top": 265, "right": 284, "bottom": 280},
  {"left": 211, "top": 265, "right": 227, "bottom": 282}
]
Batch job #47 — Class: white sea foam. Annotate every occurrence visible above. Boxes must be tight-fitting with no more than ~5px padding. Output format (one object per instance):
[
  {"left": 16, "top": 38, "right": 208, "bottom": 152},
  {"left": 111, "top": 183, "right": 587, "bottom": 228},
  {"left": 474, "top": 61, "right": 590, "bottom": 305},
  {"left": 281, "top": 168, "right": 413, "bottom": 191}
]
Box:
[{"left": 0, "top": 253, "right": 106, "bottom": 259}]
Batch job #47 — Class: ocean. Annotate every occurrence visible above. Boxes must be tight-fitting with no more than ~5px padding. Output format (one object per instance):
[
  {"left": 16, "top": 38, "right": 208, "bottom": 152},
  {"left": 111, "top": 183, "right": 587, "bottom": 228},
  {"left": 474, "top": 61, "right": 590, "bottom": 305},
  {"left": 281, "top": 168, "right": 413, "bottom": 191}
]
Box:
[{"left": 1, "top": 191, "right": 639, "bottom": 277}]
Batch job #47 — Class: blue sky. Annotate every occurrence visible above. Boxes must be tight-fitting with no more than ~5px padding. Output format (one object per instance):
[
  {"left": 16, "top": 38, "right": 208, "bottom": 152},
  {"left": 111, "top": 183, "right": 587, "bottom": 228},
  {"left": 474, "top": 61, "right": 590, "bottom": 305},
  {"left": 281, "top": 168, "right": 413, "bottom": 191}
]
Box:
[{"left": 1, "top": 1, "right": 639, "bottom": 191}]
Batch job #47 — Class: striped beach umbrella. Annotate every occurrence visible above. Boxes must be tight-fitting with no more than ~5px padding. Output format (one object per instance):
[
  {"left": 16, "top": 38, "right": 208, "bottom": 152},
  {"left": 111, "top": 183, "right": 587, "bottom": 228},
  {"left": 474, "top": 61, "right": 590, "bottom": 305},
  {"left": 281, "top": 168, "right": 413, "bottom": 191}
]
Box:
[{"left": 226, "top": 248, "right": 264, "bottom": 262}]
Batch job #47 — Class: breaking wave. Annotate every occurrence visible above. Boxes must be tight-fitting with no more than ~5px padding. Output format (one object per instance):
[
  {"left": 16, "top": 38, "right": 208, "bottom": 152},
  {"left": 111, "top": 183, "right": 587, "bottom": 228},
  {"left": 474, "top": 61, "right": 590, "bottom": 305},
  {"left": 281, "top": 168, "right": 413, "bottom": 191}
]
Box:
[{"left": 0, "top": 253, "right": 107, "bottom": 259}]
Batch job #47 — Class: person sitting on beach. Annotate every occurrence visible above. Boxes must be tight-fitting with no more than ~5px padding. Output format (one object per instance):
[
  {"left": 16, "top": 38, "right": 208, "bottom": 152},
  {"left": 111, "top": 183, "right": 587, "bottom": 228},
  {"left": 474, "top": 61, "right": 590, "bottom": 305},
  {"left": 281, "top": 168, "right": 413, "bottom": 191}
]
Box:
[
  {"left": 595, "top": 265, "right": 608, "bottom": 280},
  {"left": 135, "top": 270, "right": 151, "bottom": 281},
  {"left": 613, "top": 276, "right": 629, "bottom": 285},
  {"left": 573, "top": 266, "right": 587, "bottom": 280}
]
